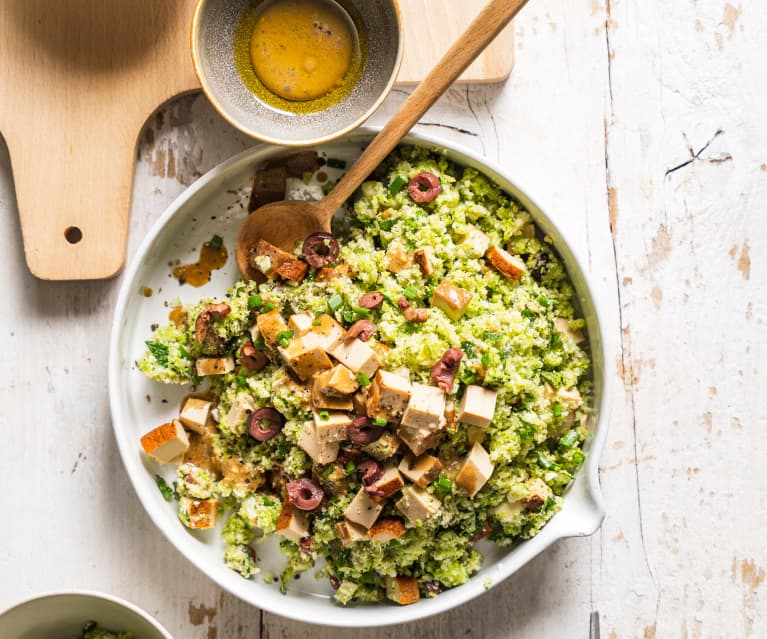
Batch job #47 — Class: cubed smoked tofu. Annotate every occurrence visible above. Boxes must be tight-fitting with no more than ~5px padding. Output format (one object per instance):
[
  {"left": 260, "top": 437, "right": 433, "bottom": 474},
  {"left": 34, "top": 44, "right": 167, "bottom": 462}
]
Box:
[
  {"left": 221, "top": 393, "right": 255, "bottom": 429},
  {"left": 386, "top": 576, "right": 420, "bottom": 605},
  {"left": 179, "top": 397, "right": 212, "bottom": 434},
  {"left": 178, "top": 496, "right": 218, "bottom": 529},
  {"left": 344, "top": 487, "right": 385, "bottom": 529},
  {"left": 312, "top": 409, "right": 352, "bottom": 443},
  {"left": 384, "top": 241, "right": 414, "bottom": 273},
  {"left": 141, "top": 420, "right": 190, "bottom": 463},
  {"left": 486, "top": 246, "right": 526, "bottom": 281},
  {"left": 322, "top": 364, "right": 359, "bottom": 397},
  {"left": 298, "top": 421, "right": 340, "bottom": 465},
  {"left": 554, "top": 317, "right": 586, "bottom": 345},
  {"left": 395, "top": 485, "right": 441, "bottom": 523},
  {"left": 336, "top": 520, "right": 368, "bottom": 546},
  {"left": 289, "top": 312, "right": 315, "bottom": 336},
  {"left": 195, "top": 355, "right": 234, "bottom": 377},
  {"left": 276, "top": 501, "right": 310, "bottom": 542},
  {"left": 457, "top": 385, "right": 498, "bottom": 428},
  {"left": 521, "top": 478, "right": 554, "bottom": 511},
  {"left": 455, "top": 442, "right": 494, "bottom": 498},
  {"left": 461, "top": 224, "right": 490, "bottom": 257},
  {"left": 401, "top": 383, "right": 446, "bottom": 431},
  {"left": 432, "top": 280, "right": 473, "bottom": 320},
  {"left": 256, "top": 309, "right": 288, "bottom": 348},
  {"left": 398, "top": 454, "right": 443, "bottom": 488},
  {"left": 366, "top": 370, "right": 412, "bottom": 421},
  {"left": 361, "top": 430, "right": 400, "bottom": 461},
  {"left": 303, "top": 314, "right": 345, "bottom": 351},
  {"left": 556, "top": 386, "right": 583, "bottom": 408},
  {"left": 413, "top": 247, "right": 435, "bottom": 276},
  {"left": 369, "top": 517, "right": 406, "bottom": 543},
  {"left": 328, "top": 338, "right": 380, "bottom": 377},
  {"left": 253, "top": 239, "right": 308, "bottom": 282},
  {"left": 368, "top": 339, "right": 390, "bottom": 362},
  {"left": 369, "top": 466, "right": 405, "bottom": 501},
  {"left": 397, "top": 425, "right": 444, "bottom": 457},
  {"left": 279, "top": 337, "right": 333, "bottom": 381},
  {"left": 312, "top": 371, "right": 354, "bottom": 410}
]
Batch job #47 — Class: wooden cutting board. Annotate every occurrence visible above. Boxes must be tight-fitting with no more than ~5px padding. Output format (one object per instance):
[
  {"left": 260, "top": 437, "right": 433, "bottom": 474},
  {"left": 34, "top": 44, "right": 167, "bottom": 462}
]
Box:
[{"left": 0, "top": 0, "right": 514, "bottom": 280}]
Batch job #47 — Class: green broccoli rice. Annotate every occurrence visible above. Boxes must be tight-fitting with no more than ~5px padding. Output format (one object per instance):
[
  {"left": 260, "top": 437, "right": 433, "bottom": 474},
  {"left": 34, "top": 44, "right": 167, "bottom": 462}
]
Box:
[{"left": 138, "top": 147, "right": 592, "bottom": 605}]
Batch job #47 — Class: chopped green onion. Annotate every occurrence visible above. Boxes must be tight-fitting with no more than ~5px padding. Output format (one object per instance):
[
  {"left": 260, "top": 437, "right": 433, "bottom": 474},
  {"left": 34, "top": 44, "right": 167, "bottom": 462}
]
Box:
[
  {"left": 459, "top": 370, "right": 476, "bottom": 385},
  {"left": 352, "top": 305, "right": 372, "bottom": 318},
  {"left": 571, "top": 449, "right": 586, "bottom": 465},
  {"left": 326, "top": 157, "right": 346, "bottom": 169},
  {"left": 481, "top": 352, "right": 491, "bottom": 367},
  {"left": 209, "top": 234, "right": 224, "bottom": 250},
  {"left": 537, "top": 295, "right": 551, "bottom": 307},
  {"left": 360, "top": 571, "right": 376, "bottom": 585},
  {"left": 357, "top": 372, "right": 371, "bottom": 387},
  {"left": 345, "top": 460, "right": 356, "bottom": 475},
  {"left": 328, "top": 294, "right": 344, "bottom": 312},
  {"left": 263, "top": 497, "right": 275, "bottom": 506},
  {"left": 552, "top": 401, "right": 563, "bottom": 418},
  {"left": 312, "top": 319, "right": 322, "bottom": 326},
  {"left": 535, "top": 451, "right": 554, "bottom": 470},
  {"left": 433, "top": 476, "right": 452, "bottom": 491},
  {"left": 235, "top": 375, "right": 248, "bottom": 389},
  {"left": 559, "top": 430, "right": 579, "bottom": 450},
  {"left": 483, "top": 331, "right": 501, "bottom": 341},
  {"left": 179, "top": 346, "right": 192, "bottom": 360},
  {"left": 380, "top": 219, "right": 397, "bottom": 231},
  {"left": 403, "top": 286, "right": 418, "bottom": 300},
  {"left": 253, "top": 338, "right": 266, "bottom": 350},
  {"left": 388, "top": 176, "right": 407, "bottom": 195},
  {"left": 248, "top": 294, "right": 263, "bottom": 309},
  {"left": 373, "top": 417, "right": 388, "bottom": 427},
  {"left": 521, "top": 309, "right": 536, "bottom": 321},
  {"left": 155, "top": 475, "right": 175, "bottom": 501},
  {"left": 277, "top": 330, "right": 294, "bottom": 348},
  {"left": 263, "top": 302, "right": 277, "bottom": 312},
  {"left": 550, "top": 332, "right": 562, "bottom": 348},
  {"left": 319, "top": 410, "right": 330, "bottom": 421},
  {"left": 461, "top": 341, "right": 475, "bottom": 358},
  {"left": 322, "top": 464, "right": 334, "bottom": 479}
]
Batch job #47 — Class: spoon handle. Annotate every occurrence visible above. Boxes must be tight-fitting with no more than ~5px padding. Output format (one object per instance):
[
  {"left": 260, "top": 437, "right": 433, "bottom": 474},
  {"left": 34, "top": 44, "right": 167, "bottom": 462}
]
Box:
[{"left": 319, "top": 0, "right": 530, "bottom": 218}]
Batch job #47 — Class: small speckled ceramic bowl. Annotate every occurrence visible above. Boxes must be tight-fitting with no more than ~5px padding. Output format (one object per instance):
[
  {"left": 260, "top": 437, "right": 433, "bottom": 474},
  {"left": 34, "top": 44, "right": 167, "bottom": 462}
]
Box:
[
  {"left": 192, "top": 0, "right": 403, "bottom": 146},
  {"left": 0, "top": 591, "right": 174, "bottom": 639}
]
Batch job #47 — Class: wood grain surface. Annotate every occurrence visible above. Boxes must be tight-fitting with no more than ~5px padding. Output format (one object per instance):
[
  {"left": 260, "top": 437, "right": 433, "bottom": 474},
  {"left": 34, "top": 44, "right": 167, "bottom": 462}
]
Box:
[{"left": 0, "top": 0, "right": 765, "bottom": 637}]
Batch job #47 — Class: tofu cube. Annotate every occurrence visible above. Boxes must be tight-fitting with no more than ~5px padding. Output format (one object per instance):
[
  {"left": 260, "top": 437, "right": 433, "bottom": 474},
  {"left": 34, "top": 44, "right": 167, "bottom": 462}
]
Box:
[
  {"left": 178, "top": 497, "right": 218, "bottom": 529},
  {"left": 288, "top": 312, "right": 315, "bottom": 336},
  {"left": 303, "top": 314, "right": 345, "bottom": 351},
  {"left": 361, "top": 430, "right": 400, "bottom": 461},
  {"left": 140, "top": 420, "right": 190, "bottom": 464},
  {"left": 395, "top": 485, "right": 441, "bottom": 524},
  {"left": 432, "top": 280, "right": 473, "bottom": 320},
  {"left": 457, "top": 385, "right": 498, "bottom": 428},
  {"left": 298, "top": 421, "right": 340, "bottom": 464},
  {"left": 368, "top": 517, "right": 406, "bottom": 543},
  {"left": 397, "top": 425, "right": 444, "bottom": 457},
  {"left": 221, "top": 393, "right": 255, "bottom": 429},
  {"left": 386, "top": 576, "right": 420, "bottom": 605},
  {"left": 344, "top": 487, "right": 385, "bottom": 529},
  {"left": 312, "top": 371, "right": 354, "bottom": 410},
  {"left": 369, "top": 465, "right": 405, "bottom": 502},
  {"left": 554, "top": 317, "right": 586, "bottom": 345},
  {"left": 461, "top": 224, "right": 490, "bottom": 257},
  {"left": 179, "top": 397, "right": 212, "bottom": 434},
  {"left": 253, "top": 239, "right": 308, "bottom": 282},
  {"left": 195, "top": 355, "right": 235, "bottom": 377},
  {"left": 336, "top": 520, "right": 368, "bottom": 546},
  {"left": 328, "top": 338, "right": 380, "bottom": 377},
  {"left": 276, "top": 501, "right": 310, "bottom": 542},
  {"left": 413, "top": 247, "right": 436, "bottom": 276},
  {"left": 401, "top": 383, "right": 446, "bottom": 431},
  {"left": 486, "top": 246, "right": 526, "bottom": 281},
  {"left": 455, "top": 442, "right": 494, "bottom": 498},
  {"left": 256, "top": 309, "right": 288, "bottom": 348},
  {"left": 384, "top": 241, "right": 414, "bottom": 273},
  {"left": 322, "top": 364, "right": 360, "bottom": 397},
  {"left": 398, "top": 454, "right": 443, "bottom": 488},
  {"left": 312, "top": 409, "right": 352, "bottom": 443},
  {"left": 279, "top": 337, "right": 333, "bottom": 381},
  {"left": 366, "top": 369, "right": 412, "bottom": 421}
]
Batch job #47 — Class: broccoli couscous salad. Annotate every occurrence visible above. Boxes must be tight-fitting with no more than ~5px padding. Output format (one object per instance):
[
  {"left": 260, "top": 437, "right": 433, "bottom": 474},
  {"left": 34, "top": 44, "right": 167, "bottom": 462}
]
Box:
[{"left": 137, "top": 147, "right": 592, "bottom": 606}]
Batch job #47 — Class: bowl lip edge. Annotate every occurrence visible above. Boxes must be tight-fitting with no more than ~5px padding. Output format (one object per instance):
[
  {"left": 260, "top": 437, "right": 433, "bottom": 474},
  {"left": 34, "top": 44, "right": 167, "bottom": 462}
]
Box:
[
  {"left": 0, "top": 589, "right": 174, "bottom": 638},
  {"left": 108, "top": 126, "right": 611, "bottom": 627}
]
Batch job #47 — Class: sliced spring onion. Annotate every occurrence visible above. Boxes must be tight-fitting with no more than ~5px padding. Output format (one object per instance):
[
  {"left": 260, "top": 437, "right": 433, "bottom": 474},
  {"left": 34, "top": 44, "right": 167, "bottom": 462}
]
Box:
[
  {"left": 209, "top": 234, "right": 224, "bottom": 250},
  {"left": 357, "top": 372, "right": 371, "bottom": 387},
  {"left": 247, "top": 294, "right": 263, "bottom": 309},
  {"left": 328, "top": 294, "right": 344, "bottom": 312},
  {"left": 388, "top": 176, "right": 407, "bottom": 196}
]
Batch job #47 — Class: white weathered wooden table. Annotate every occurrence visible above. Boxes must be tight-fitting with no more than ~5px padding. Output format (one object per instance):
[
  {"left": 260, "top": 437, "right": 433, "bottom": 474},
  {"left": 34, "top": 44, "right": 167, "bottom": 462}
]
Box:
[{"left": 1, "top": 1, "right": 765, "bottom": 637}]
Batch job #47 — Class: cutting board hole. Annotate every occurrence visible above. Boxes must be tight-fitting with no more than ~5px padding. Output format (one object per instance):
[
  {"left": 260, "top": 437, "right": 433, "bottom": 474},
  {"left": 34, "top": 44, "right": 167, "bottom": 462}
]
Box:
[{"left": 65, "top": 226, "right": 83, "bottom": 244}]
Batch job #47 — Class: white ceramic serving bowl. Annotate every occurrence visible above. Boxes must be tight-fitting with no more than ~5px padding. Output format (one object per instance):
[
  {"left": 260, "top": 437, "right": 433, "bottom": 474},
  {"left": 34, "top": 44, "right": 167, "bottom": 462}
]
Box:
[
  {"left": 109, "top": 128, "right": 611, "bottom": 627},
  {"left": 0, "top": 591, "right": 173, "bottom": 639}
]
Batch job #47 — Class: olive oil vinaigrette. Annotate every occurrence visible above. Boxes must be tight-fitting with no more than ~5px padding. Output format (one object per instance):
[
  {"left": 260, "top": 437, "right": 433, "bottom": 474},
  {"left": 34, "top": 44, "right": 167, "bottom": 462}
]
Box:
[{"left": 234, "top": 0, "right": 366, "bottom": 114}]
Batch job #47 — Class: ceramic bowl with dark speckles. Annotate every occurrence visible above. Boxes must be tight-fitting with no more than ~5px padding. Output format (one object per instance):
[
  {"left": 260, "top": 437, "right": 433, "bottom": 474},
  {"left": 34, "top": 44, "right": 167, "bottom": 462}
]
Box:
[{"left": 192, "top": 0, "right": 403, "bottom": 146}]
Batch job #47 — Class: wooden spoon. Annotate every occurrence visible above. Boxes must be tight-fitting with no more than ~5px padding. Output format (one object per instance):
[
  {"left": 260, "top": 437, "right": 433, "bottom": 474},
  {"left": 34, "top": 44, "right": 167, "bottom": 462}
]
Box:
[{"left": 236, "top": 0, "right": 530, "bottom": 279}]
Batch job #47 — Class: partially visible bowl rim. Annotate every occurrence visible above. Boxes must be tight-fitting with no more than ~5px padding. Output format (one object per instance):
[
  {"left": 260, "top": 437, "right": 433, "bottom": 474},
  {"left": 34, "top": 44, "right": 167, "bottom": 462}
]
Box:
[
  {"left": 108, "top": 127, "right": 611, "bottom": 627},
  {"left": 0, "top": 590, "right": 174, "bottom": 639},
  {"left": 190, "top": 0, "right": 405, "bottom": 146}
]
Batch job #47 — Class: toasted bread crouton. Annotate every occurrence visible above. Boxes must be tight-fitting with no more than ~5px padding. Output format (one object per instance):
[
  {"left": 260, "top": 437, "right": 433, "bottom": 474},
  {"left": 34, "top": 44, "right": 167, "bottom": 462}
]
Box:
[
  {"left": 369, "top": 517, "right": 406, "bottom": 543},
  {"left": 486, "top": 245, "right": 526, "bottom": 280},
  {"left": 386, "top": 576, "right": 420, "bottom": 605},
  {"left": 432, "top": 280, "right": 473, "bottom": 320},
  {"left": 256, "top": 308, "right": 288, "bottom": 349},
  {"left": 413, "top": 247, "right": 436, "bottom": 276},
  {"left": 141, "top": 420, "right": 190, "bottom": 464},
  {"left": 252, "top": 239, "right": 308, "bottom": 282},
  {"left": 179, "top": 496, "right": 218, "bottom": 529}
]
